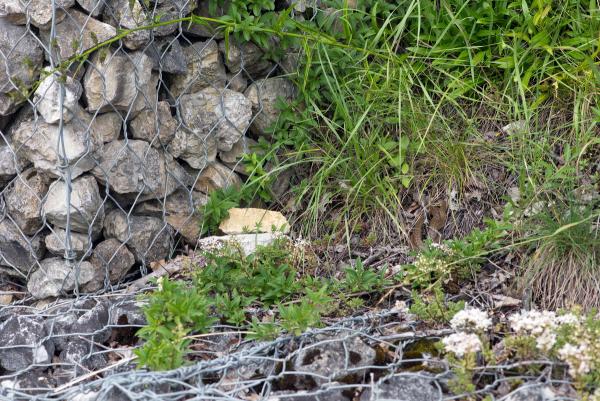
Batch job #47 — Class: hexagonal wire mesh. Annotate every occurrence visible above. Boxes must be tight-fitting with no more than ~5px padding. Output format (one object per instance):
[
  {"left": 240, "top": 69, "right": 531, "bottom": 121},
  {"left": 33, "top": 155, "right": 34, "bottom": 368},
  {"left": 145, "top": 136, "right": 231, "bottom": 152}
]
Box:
[{"left": 0, "top": 1, "right": 577, "bottom": 400}]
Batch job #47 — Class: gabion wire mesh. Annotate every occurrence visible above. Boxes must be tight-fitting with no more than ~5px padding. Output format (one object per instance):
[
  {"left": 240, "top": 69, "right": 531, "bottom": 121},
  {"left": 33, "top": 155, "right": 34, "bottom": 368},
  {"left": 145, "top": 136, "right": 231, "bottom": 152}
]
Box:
[
  {"left": 0, "top": 1, "right": 580, "bottom": 400},
  {"left": 0, "top": 1, "right": 293, "bottom": 296}
]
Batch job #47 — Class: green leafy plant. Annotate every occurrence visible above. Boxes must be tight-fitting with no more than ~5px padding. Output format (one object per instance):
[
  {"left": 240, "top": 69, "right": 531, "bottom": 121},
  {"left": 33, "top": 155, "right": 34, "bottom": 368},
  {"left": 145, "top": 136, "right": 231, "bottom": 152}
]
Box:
[
  {"left": 198, "top": 186, "right": 245, "bottom": 235},
  {"left": 409, "top": 285, "right": 465, "bottom": 324},
  {"left": 135, "top": 278, "right": 216, "bottom": 371},
  {"left": 341, "top": 258, "right": 390, "bottom": 293}
]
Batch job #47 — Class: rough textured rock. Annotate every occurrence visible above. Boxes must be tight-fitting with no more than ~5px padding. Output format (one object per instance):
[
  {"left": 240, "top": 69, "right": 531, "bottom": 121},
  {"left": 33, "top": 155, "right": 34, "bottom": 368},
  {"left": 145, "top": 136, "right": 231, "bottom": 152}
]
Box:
[
  {"left": 43, "top": 313, "right": 77, "bottom": 352},
  {"left": 182, "top": 1, "right": 225, "bottom": 39},
  {"left": 179, "top": 87, "right": 252, "bottom": 152},
  {"left": 93, "top": 139, "right": 187, "bottom": 200},
  {"left": 103, "top": 210, "right": 172, "bottom": 263},
  {"left": 219, "top": 136, "right": 259, "bottom": 174},
  {"left": 84, "top": 238, "right": 135, "bottom": 291},
  {"left": 39, "top": 10, "right": 116, "bottom": 60},
  {"left": 129, "top": 101, "right": 177, "bottom": 147},
  {"left": 245, "top": 78, "right": 297, "bottom": 136},
  {"left": 45, "top": 228, "right": 92, "bottom": 259},
  {"left": 76, "top": 0, "right": 105, "bottom": 17},
  {"left": 359, "top": 375, "right": 440, "bottom": 401},
  {"left": 0, "top": 18, "right": 44, "bottom": 115},
  {"left": 59, "top": 340, "right": 108, "bottom": 375},
  {"left": 198, "top": 233, "right": 280, "bottom": 256},
  {"left": 0, "top": 314, "right": 54, "bottom": 371},
  {"left": 219, "top": 208, "right": 289, "bottom": 234},
  {"left": 152, "top": 0, "right": 195, "bottom": 37},
  {"left": 134, "top": 189, "right": 208, "bottom": 218},
  {"left": 0, "top": 0, "right": 74, "bottom": 28},
  {"left": 27, "top": 257, "right": 96, "bottom": 299},
  {"left": 0, "top": 143, "right": 22, "bottom": 185},
  {"left": 168, "top": 126, "right": 218, "bottom": 170},
  {"left": 12, "top": 112, "right": 103, "bottom": 178},
  {"left": 169, "top": 40, "right": 227, "bottom": 98},
  {"left": 34, "top": 72, "right": 83, "bottom": 124},
  {"left": 293, "top": 335, "right": 376, "bottom": 387},
  {"left": 134, "top": 189, "right": 208, "bottom": 244},
  {"left": 0, "top": 219, "right": 45, "bottom": 275},
  {"left": 103, "top": 0, "right": 150, "bottom": 50},
  {"left": 45, "top": 300, "right": 111, "bottom": 351},
  {"left": 5, "top": 168, "right": 50, "bottom": 235},
  {"left": 43, "top": 175, "right": 105, "bottom": 235},
  {"left": 226, "top": 73, "right": 248, "bottom": 92},
  {"left": 504, "top": 385, "right": 559, "bottom": 401},
  {"left": 194, "top": 162, "right": 242, "bottom": 194},
  {"left": 83, "top": 49, "right": 157, "bottom": 115},
  {"left": 92, "top": 112, "right": 123, "bottom": 143},
  {"left": 219, "top": 40, "right": 274, "bottom": 77},
  {"left": 108, "top": 298, "right": 146, "bottom": 327},
  {"left": 145, "top": 37, "right": 187, "bottom": 74},
  {"left": 267, "top": 388, "right": 349, "bottom": 401}
]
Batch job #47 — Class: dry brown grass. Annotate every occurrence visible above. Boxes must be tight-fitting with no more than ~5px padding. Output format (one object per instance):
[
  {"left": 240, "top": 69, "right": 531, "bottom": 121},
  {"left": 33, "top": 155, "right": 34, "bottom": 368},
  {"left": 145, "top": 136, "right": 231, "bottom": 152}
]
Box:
[
  {"left": 527, "top": 242, "right": 600, "bottom": 310},
  {"left": 523, "top": 205, "right": 600, "bottom": 310}
]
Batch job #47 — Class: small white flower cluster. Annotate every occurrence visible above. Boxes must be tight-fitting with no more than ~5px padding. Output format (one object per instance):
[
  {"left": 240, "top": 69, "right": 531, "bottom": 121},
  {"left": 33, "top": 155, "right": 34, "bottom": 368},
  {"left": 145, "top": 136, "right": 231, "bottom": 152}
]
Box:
[
  {"left": 442, "top": 332, "right": 482, "bottom": 357},
  {"left": 450, "top": 307, "right": 492, "bottom": 332},
  {"left": 430, "top": 242, "right": 453, "bottom": 255},
  {"left": 558, "top": 342, "right": 592, "bottom": 378},
  {"left": 508, "top": 309, "right": 558, "bottom": 352},
  {"left": 506, "top": 309, "right": 599, "bottom": 379},
  {"left": 413, "top": 254, "right": 450, "bottom": 277},
  {"left": 392, "top": 300, "right": 409, "bottom": 315}
]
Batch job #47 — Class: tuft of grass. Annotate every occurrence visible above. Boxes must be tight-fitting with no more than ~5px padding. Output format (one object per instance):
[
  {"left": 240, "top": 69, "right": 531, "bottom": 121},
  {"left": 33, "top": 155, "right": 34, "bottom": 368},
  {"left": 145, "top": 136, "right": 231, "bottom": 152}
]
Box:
[{"left": 522, "top": 200, "right": 600, "bottom": 310}]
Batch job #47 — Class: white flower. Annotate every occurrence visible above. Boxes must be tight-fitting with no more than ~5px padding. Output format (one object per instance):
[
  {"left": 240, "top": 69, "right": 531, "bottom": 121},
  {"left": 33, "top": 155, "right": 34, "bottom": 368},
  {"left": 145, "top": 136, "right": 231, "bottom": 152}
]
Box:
[
  {"left": 508, "top": 309, "right": 556, "bottom": 335},
  {"left": 558, "top": 342, "right": 592, "bottom": 378},
  {"left": 555, "top": 313, "right": 580, "bottom": 326},
  {"left": 450, "top": 307, "right": 492, "bottom": 332},
  {"left": 392, "top": 300, "right": 409, "bottom": 314},
  {"left": 156, "top": 276, "right": 164, "bottom": 291},
  {"left": 442, "top": 332, "right": 482, "bottom": 357},
  {"left": 535, "top": 329, "right": 556, "bottom": 352}
]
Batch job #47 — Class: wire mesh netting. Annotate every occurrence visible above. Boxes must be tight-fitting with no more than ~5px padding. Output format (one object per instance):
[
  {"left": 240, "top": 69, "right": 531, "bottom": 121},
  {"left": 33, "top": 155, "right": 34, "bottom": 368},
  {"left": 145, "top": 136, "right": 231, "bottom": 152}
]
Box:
[{"left": 0, "top": 1, "right": 582, "bottom": 400}]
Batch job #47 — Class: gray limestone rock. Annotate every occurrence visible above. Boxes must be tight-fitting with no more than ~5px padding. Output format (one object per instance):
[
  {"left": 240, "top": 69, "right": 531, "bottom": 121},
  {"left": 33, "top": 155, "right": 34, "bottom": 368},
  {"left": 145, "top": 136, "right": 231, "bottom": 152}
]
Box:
[
  {"left": 0, "top": 0, "right": 74, "bottom": 28},
  {"left": 0, "top": 314, "right": 54, "bottom": 371},
  {"left": 219, "top": 40, "right": 274, "bottom": 77},
  {"left": 359, "top": 375, "right": 440, "bottom": 401},
  {"left": 38, "top": 10, "right": 116, "bottom": 60},
  {"left": 84, "top": 238, "right": 135, "bottom": 291},
  {"left": 169, "top": 40, "right": 227, "bottom": 98},
  {"left": 83, "top": 49, "right": 157, "bottom": 116},
  {"left": 42, "top": 175, "right": 105, "bottom": 235},
  {"left": 27, "top": 257, "right": 96, "bottom": 299},
  {"left": 245, "top": 77, "right": 297, "bottom": 136},
  {"left": 194, "top": 161, "right": 242, "bottom": 194},
  {"left": 92, "top": 112, "right": 123, "bottom": 143},
  {"left": 33, "top": 72, "right": 83, "bottom": 124},
  {"left": 145, "top": 37, "right": 187, "bottom": 74},
  {"left": 129, "top": 101, "right": 177, "bottom": 148},
  {"left": 45, "top": 228, "right": 92, "bottom": 259},
  {"left": 0, "top": 18, "right": 44, "bottom": 115},
  {"left": 76, "top": 0, "right": 105, "bottom": 16},
  {"left": 12, "top": 111, "right": 104, "bottom": 178},
  {"left": 0, "top": 219, "right": 45, "bottom": 275},
  {"left": 103, "top": 209, "right": 172, "bottom": 263},
  {"left": 103, "top": 0, "right": 150, "bottom": 50},
  {"left": 4, "top": 168, "right": 51, "bottom": 235},
  {"left": 92, "top": 139, "right": 187, "bottom": 201},
  {"left": 179, "top": 87, "right": 252, "bottom": 152},
  {"left": 293, "top": 334, "right": 376, "bottom": 387}
]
